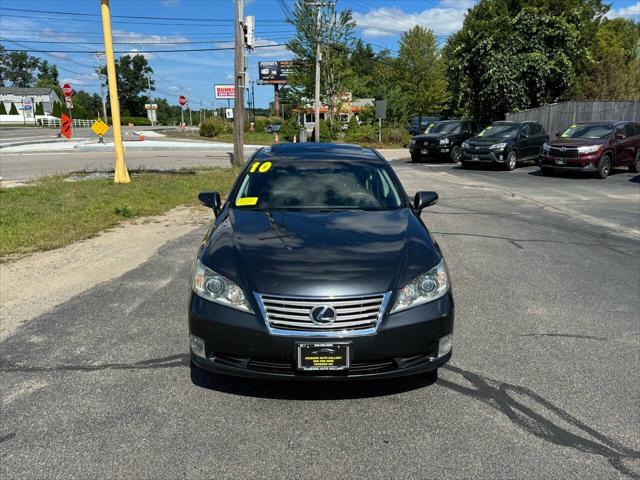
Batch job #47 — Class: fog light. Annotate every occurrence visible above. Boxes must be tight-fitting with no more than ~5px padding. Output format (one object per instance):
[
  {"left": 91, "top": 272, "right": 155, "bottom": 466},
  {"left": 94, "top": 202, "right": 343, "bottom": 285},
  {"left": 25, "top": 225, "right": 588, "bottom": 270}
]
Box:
[
  {"left": 190, "top": 334, "right": 206, "bottom": 358},
  {"left": 438, "top": 334, "right": 453, "bottom": 357},
  {"left": 499, "top": 155, "right": 504, "bottom": 161}
]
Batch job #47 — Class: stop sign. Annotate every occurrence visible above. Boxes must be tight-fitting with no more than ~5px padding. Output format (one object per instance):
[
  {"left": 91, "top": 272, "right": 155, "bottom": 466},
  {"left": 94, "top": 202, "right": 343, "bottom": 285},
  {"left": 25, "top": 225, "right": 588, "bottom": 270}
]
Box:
[
  {"left": 178, "top": 95, "right": 187, "bottom": 106},
  {"left": 62, "top": 83, "right": 73, "bottom": 97}
]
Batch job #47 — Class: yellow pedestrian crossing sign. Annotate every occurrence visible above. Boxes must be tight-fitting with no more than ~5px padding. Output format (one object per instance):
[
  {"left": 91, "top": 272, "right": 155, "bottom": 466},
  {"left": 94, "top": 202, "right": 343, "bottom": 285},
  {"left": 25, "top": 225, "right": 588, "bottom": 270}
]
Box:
[{"left": 91, "top": 119, "right": 110, "bottom": 137}]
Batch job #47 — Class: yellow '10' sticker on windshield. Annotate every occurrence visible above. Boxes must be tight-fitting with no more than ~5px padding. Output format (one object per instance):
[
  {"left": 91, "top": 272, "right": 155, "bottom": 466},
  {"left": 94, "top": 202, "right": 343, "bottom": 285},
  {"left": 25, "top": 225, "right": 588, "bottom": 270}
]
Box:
[
  {"left": 236, "top": 197, "right": 258, "bottom": 206},
  {"left": 249, "top": 161, "right": 272, "bottom": 173}
]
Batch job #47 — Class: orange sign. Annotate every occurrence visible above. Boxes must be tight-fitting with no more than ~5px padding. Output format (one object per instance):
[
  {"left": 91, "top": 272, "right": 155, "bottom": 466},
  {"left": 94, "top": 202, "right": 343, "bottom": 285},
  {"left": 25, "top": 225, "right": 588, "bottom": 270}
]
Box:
[{"left": 60, "top": 113, "right": 72, "bottom": 139}]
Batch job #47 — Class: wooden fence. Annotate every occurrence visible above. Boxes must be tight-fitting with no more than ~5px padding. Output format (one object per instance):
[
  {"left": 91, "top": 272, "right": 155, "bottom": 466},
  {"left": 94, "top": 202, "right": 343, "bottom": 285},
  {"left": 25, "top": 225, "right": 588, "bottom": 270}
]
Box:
[{"left": 505, "top": 101, "right": 640, "bottom": 137}]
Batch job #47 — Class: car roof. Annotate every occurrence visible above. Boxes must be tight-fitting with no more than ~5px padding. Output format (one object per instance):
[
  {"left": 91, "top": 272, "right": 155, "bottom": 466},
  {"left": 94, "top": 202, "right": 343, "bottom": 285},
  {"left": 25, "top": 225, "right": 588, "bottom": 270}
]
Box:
[
  {"left": 570, "top": 120, "right": 627, "bottom": 125},
  {"left": 256, "top": 143, "right": 383, "bottom": 162},
  {"left": 493, "top": 121, "right": 539, "bottom": 125}
]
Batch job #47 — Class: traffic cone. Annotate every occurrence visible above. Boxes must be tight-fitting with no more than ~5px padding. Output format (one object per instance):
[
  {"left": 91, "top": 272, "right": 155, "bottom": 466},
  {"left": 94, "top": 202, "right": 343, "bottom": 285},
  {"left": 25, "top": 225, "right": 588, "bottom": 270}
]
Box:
[
  {"left": 139, "top": 133, "right": 145, "bottom": 141},
  {"left": 293, "top": 135, "right": 297, "bottom": 143},
  {"left": 274, "top": 132, "right": 280, "bottom": 144}
]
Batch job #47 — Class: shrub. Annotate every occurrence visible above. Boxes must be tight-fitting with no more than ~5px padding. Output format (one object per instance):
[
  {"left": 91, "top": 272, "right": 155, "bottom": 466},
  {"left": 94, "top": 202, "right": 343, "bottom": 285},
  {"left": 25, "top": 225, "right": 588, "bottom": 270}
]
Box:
[
  {"left": 9, "top": 103, "right": 18, "bottom": 115},
  {"left": 383, "top": 126, "right": 410, "bottom": 145},
  {"left": 200, "top": 117, "right": 233, "bottom": 137},
  {"left": 253, "top": 116, "right": 281, "bottom": 133},
  {"left": 118, "top": 116, "right": 151, "bottom": 126},
  {"left": 345, "top": 124, "right": 377, "bottom": 144},
  {"left": 279, "top": 118, "right": 300, "bottom": 142},
  {"left": 0, "top": 102, "right": 7, "bottom": 114}
]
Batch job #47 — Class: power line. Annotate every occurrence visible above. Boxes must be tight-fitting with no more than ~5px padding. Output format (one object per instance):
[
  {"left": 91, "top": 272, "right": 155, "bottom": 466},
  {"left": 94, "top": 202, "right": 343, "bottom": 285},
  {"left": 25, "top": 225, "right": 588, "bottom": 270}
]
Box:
[
  {"left": 1, "top": 43, "right": 289, "bottom": 54},
  {"left": 0, "top": 37, "right": 293, "bottom": 45}
]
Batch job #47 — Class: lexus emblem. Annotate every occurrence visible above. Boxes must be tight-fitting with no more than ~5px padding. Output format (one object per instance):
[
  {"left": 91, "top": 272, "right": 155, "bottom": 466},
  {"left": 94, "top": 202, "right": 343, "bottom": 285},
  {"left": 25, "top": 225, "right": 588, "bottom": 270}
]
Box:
[
  {"left": 560, "top": 147, "right": 566, "bottom": 152},
  {"left": 309, "top": 305, "right": 337, "bottom": 325}
]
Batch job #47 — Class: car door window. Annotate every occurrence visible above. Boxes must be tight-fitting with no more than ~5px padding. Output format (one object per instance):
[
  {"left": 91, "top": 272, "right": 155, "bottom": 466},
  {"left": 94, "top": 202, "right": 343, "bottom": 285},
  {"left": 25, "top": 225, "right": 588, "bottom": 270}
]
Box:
[
  {"left": 624, "top": 124, "right": 636, "bottom": 138},
  {"left": 615, "top": 125, "right": 626, "bottom": 139},
  {"left": 520, "top": 125, "right": 530, "bottom": 138}
]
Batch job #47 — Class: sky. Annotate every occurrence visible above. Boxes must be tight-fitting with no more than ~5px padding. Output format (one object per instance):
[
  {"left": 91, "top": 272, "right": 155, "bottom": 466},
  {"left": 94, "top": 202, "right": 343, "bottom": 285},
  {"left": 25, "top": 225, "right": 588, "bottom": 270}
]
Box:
[{"left": 0, "top": 0, "right": 638, "bottom": 110}]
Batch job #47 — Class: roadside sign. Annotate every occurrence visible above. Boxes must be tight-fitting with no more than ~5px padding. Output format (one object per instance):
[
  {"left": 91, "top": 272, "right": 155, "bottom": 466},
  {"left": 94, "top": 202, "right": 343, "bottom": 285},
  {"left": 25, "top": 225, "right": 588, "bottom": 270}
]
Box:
[
  {"left": 65, "top": 96, "right": 73, "bottom": 109},
  {"left": 178, "top": 95, "right": 187, "bottom": 106},
  {"left": 375, "top": 100, "right": 387, "bottom": 120},
  {"left": 225, "top": 108, "right": 233, "bottom": 119},
  {"left": 22, "top": 97, "right": 34, "bottom": 119},
  {"left": 91, "top": 119, "right": 110, "bottom": 137},
  {"left": 144, "top": 104, "right": 158, "bottom": 110},
  {"left": 60, "top": 113, "right": 72, "bottom": 139},
  {"left": 62, "top": 83, "right": 73, "bottom": 97},
  {"left": 215, "top": 85, "right": 235, "bottom": 99}
]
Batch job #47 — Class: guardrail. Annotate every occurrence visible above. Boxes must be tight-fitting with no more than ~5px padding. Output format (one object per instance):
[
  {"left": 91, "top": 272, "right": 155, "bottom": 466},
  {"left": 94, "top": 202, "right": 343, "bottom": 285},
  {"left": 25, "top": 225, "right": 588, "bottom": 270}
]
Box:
[{"left": 40, "top": 118, "right": 96, "bottom": 128}]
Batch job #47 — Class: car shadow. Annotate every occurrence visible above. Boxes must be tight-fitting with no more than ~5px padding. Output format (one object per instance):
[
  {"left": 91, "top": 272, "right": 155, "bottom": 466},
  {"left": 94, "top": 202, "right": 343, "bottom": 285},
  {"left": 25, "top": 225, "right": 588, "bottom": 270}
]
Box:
[
  {"left": 190, "top": 362, "right": 437, "bottom": 400},
  {"left": 630, "top": 174, "right": 640, "bottom": 184},
  {"left": 527, "top": 168, "right": 628, "bottom": 179}
]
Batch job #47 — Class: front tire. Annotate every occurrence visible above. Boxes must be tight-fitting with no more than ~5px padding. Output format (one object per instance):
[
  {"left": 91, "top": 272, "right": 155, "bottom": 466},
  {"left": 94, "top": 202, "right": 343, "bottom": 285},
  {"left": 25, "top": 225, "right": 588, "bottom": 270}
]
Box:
[
  {"left": 450, "top": 145, "right": 461, "bottom": 163},
  {"left": 411, "top": 154, "right": 420, "bottom": 163},
  {"left": 630, "top": 151, "right": 640, "bottom": 173},
  {"left": 505, "top": 150, "right": 518, "bottom": 171},
  {"left": 597, "top": 154, "right": 611, "bottom": 179}
]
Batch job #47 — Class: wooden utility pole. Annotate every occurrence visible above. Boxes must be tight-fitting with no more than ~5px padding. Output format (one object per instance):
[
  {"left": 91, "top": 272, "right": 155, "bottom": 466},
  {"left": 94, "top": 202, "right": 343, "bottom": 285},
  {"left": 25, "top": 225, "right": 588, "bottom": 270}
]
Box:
[
  {"left": 100, "top": 0, "right": 130, "bottom": 183},
  {"left": 233, "top": 0, "right": 245, "bottom": 167},
  {"left": 312, "top": 2, "right": 323, "bottom": 142}
]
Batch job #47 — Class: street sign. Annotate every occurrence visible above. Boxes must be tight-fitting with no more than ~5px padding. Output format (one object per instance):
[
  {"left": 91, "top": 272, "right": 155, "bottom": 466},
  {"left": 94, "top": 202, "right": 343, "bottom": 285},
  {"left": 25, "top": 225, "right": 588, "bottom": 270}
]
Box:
[
  {"left": 144, "top": 104, "right": 158, "bottom": 110},
  {"left": 215, "top": 85, "right": 235, "bottom": 99},
  {"left": 62, "top": 83, "right": 73, "bottom": 97},
  {"left": 22, "top": 97, "right": 34, "bottom": 119},
  {"left": 375, "top": 100, "right": 387, "bottom": 120},
  {"left": 91, "top": 119, "right": 110, "bottom": 137},
  {"left": 60, "top": 113, "right": 72, "bottom": 139},
  {"left": 225, "top": 108, "right": 234, "bottom": 119},
  {"left": 178, "top": 95, "right": 187, "bottom": 106},
  {"left": 65, "top": 96, "right": 73, "bottom": 109}
]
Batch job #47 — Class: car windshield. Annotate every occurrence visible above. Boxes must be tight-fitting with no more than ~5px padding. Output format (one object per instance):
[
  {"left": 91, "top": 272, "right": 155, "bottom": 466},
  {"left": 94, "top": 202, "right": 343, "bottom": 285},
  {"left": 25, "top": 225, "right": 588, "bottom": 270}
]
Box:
[
  {"left": 560, "top": 124, "right": 612, "bottom": 139},
  {"left": 478, "top": 124, "right": 519, "bottom": 138},
  {"left": 234, "top": 160, "right": 404, "bottom": 211},
  {"left": 426, "top": 122, "right": 462, "bottom": 134}
]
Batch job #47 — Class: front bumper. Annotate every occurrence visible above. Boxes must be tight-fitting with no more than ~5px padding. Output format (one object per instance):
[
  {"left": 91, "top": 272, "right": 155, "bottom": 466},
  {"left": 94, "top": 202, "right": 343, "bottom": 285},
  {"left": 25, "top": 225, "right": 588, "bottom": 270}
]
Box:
[
  {"left": 460, "top": 148, "right": 507, "bottom": 164},
  {"left": 409, "top": 144, "right": 452, "bottom": 159},
  {"left": 189, "top": 293, "right": 454, "bottom": 380},
  {"left": 538, "top": 153, "right": 599, "bottom": 171}
]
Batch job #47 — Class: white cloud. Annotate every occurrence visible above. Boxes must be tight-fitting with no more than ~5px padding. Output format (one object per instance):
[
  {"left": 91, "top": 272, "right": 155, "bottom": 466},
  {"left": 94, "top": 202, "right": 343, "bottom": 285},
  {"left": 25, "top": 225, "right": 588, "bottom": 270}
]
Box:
[
  {"left": 352, "top": 5, "right": 469, "bottom": 38},
  {"left": 607, "top": 2, "right": 640, "bottom": 19}
]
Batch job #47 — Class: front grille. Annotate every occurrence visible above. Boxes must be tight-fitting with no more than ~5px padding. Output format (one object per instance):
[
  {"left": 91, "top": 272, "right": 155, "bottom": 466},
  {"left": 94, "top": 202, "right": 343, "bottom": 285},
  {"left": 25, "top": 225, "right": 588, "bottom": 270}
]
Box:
[
  {"left": 258, "top": 293, "right": 386, "bottom": 334},
  {"left": 549, "top": 146, "right": 579, "bottom": 158}
]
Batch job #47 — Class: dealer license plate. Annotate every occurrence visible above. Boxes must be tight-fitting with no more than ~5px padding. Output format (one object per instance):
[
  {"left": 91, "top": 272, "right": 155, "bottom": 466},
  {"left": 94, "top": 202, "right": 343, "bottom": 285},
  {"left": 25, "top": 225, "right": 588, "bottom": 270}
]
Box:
[
  {"left": 297, "top": 343, "right": 350, "bottom": 371},
  {"left": 472, "top": 155, "right": 479, "bottom": 161},
  {"left": 555, "top": 158, "right": 566, "bottom": 165},
  {"left": 421, "top": 148, "right": 429, "bottom": 154}
]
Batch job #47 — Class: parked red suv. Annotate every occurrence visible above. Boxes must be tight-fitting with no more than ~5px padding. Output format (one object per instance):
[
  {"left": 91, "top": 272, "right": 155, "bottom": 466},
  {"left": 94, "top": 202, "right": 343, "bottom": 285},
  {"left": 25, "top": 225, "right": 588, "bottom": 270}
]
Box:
[{"left": 538, "top": 121, "right": 640, "bottom": 179}]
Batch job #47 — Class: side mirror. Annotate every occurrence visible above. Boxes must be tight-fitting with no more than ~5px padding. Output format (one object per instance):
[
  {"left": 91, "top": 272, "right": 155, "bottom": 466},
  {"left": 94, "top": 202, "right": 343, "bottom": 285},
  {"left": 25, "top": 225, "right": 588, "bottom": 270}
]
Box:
[
  {"left": 555, "top": 132, "right": 562, "bottom": 138},
  {"left": 414, "top": 191, "right": 438, "bottom": 214},
  {"left": 198, "top": 191, "right": 221, "bottom": 217},
  {"left": 614, "top": 132, "right": 625, "bottom": 140}
]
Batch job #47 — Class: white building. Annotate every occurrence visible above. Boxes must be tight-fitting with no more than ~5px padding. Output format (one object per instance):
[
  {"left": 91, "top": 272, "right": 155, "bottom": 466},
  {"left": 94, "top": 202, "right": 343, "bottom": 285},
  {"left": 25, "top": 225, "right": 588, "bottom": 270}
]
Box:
[{"left": 0, "top": 87, "right": 61, "bottom": 124}]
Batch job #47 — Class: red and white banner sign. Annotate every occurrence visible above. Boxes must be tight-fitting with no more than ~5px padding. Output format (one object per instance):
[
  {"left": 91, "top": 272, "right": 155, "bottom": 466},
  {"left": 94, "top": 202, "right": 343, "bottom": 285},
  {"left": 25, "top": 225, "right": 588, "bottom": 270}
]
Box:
[
  {"left": 62, "top": 83, "right": 73, "bottom": 97},
  {"left": 215, "top": 85, "right": 235, "bottom": 99}
]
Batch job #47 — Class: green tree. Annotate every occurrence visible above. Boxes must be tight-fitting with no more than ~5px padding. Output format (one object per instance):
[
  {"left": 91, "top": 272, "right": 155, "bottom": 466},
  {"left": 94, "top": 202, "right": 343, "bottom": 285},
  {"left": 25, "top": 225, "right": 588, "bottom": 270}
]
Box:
[
  {"left": 0, "top": 102, "right": 6, "bottom": 114},
  {"left": 0, "top": 51, "right": 40, "bottom": 87},
  {"left": 36, "top": 60, "right": 59, "bottom": 88},
  {"left": 396, "top": 26, "right": 450, "bottom": 123},
  {"left": 575, "top": 18, "right": 640, "bottom": 100},
  {"left": 444, "top": 0, "right": 608, "bottom": 122},
  {"left": 286, "top": 0, "right": 356, "bottom": 121},
  {"left": 35, "top": 102, "right": 44, "bottom": 115},
  {"left": 9, "top": 103, "right": 18, "bottom": 115},
  {"left": 98, "top": 54, "right": 154, "bottom": 116}
]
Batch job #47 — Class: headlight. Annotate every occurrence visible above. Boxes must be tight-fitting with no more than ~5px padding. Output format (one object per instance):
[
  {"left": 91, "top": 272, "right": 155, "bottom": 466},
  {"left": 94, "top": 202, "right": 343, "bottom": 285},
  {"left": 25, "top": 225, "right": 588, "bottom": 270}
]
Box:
[
  {"left": 489, "top": 142, "right": 507, "bottom": 150},
  {"left": 542, "top": 142, "right": 550, "bottom": 152},
  {"left": 192, "top": 258, "right": 253, "bottom": 312},
  {"left": 391, "top": 259, "right": 449, "bottom": 313},
  {"left": 462, "top": 141, "right": 469, "bottom": 150},
  {"left": 439, "top": 137, "right": 450, "bottom": 145},
  {"left": 577, "top": 145, "right": 601, "bottom": 154},
  {"left": 410, "top": 138, "right": 416, "bottom": 145}
]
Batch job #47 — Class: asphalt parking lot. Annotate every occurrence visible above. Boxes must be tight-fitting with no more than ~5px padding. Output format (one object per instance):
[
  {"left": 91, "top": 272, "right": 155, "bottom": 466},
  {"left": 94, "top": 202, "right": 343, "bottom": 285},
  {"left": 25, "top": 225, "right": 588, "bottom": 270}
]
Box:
[{"left": 2, "top": 160, "right": 639, "bottom": 479}]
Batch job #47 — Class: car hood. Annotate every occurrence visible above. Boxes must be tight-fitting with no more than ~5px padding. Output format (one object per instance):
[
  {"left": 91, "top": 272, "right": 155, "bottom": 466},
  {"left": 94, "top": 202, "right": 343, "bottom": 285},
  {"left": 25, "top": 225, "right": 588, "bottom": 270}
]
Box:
[
  {"left": 202, "top": 208, "right": 440, "bottom": 296},
  {"left": 467, "top": 136, "right": 513, "bottom": 146},
  {"left": 549, "top": 137, "right": 607, "bottom": 148},
  {"left": 413, "top": 133, "right": 448, "bottom": 141}
]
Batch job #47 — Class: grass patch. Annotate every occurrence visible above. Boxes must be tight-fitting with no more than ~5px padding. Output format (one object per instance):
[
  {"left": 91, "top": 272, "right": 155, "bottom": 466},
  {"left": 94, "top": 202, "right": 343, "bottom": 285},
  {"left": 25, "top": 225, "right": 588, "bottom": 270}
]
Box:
[{"left": 0, "top": 169, "right": 237, "bottom": 258}]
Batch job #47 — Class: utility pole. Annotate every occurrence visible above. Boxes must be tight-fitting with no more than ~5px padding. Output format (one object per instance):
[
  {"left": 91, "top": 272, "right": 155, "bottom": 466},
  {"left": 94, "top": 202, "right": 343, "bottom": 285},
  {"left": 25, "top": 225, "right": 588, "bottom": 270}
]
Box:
[
  {"left": 95, "top": 53, "right": 108, "bottom": 125},
  {"left": 251, "top": 81, "right": 256, "bottom": 123},
  {"left": 100, "top": 0, "right": 130, "bottom": 183},
  {"left": 146, "top": 75, "right": 154, "bottom": 126},
  {"left": 233, "top": 0, "right": 245, "bottom": 167},
  {"left": 307, "top": 2, "right": 324, "bottom": 142}
]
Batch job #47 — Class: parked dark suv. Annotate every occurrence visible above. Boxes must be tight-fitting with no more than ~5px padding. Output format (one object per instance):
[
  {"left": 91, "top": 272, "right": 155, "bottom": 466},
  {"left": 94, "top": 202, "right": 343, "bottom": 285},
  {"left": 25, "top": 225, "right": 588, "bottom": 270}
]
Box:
[
  {"left": 409, "top": 120, "right": 479, "bottom": 163},
  {"left": 408, "top": 116, "right": 447, "bottom": 135},
  {"left": 460, "top": 121, "right": 548, "bottom": 170},
  {"left": 190, "top": 143, "right": 454, "bottom": 381},
  {"left": 538, "top": 121, "right": 640, "bottom": 179}
]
